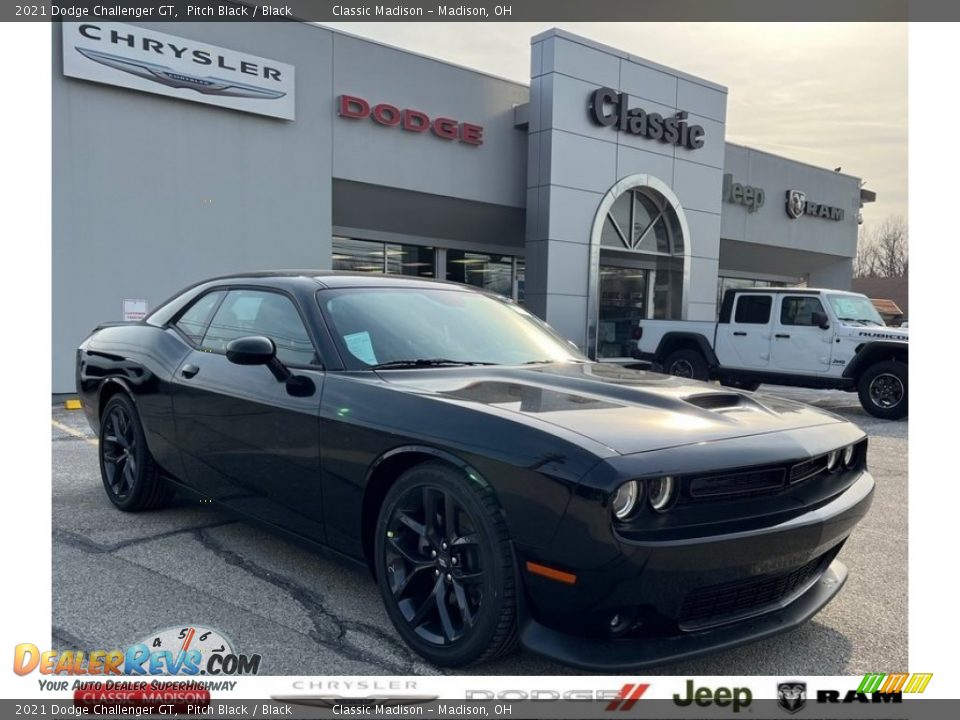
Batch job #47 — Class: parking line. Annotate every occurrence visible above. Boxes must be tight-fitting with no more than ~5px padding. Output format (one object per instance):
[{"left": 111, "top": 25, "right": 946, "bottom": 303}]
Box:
[{"left": 52, "top": 419, "right": 98, "bottom": 447}]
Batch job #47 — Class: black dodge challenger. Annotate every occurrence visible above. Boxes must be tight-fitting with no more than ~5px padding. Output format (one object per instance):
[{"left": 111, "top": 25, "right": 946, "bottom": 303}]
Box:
[{"left": 76, "top": 271, "right": 874, "bottom": 669}]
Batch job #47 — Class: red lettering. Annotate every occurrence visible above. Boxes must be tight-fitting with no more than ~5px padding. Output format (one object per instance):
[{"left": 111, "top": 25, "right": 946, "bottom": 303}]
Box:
[
  {"left": 461, "top": 123, "right": 484, "bottom": 146},
  {"left": 372, "top": 103, "right": 401, "bottom": 126},
  {"left": 401, "top": 109, "right": 430, "bottom": 133},
  {"left": 432, "top": 117, "right": 459, "bottom": 140},
  {"left": 338, "top": 95, "right": 369, "bottom": 119}
]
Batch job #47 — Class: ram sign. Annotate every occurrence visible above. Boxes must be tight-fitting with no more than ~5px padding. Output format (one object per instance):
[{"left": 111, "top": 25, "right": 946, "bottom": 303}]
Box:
[{"left": 62, "top": 22, "right": 296, "bottom": 120}]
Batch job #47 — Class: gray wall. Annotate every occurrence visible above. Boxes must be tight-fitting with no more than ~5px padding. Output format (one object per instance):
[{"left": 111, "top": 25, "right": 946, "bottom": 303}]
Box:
[
  {"left": 53, "top": 21, "right": 334, "bottom": 392},
  {"left": 330, "top": 32, "right": 529, "bottom": 209},
  {"left": 52, "top": 22, "right": 530, "bottom": 392},
  {"left": 720, "top": 143, "right": 861, "bottom": 285},
  {"left": 525, "top": 28, "right": 728, "bottom": 347}
]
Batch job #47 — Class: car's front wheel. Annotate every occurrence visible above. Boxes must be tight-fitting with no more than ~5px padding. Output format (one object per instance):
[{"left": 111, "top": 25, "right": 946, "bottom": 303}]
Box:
[
  {"left": 98, "top": 393, "right": 174, "bottom": 511},
  {"left": 374, "top": 462, "right": 518, "bottom": 667},
  {"left": 857, "top": 361, "right": 908, "bottom": 419}
]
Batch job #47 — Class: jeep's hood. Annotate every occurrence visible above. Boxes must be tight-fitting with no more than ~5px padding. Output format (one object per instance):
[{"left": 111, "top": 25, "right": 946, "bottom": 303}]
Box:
[
  {"left": 376, "top": 362, "right": 845, "bottom": 456},
  {"left": 848, "top": 326, "right": 908, "bottom": 342}
]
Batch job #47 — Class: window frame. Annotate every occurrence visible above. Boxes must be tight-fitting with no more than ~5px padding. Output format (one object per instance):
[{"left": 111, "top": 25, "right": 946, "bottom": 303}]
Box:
[
  {"left": 779, "top": 295, "right": 827, "bottom": 327},
  {"left": 732, "top": 293, "right": 774, "bottom": 325},
  {"left": 166, "top": 284, "right": 324, "bottom": 369}
]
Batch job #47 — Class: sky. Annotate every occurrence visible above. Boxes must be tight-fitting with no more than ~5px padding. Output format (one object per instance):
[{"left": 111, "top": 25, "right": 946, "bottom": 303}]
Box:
[{"left": 321, "top": 22, "right": 907, "bottom": 229}]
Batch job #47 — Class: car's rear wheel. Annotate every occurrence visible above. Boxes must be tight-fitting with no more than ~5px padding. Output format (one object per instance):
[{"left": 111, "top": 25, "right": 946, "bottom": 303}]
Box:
[
  {"left": 374, "top": 462, "right": 517, "bottom": 667},
  {"left": 663, "top": 348, "right": 709, "bottom": 381},
  {"left": 98, "top": 394, "right": 174, "bottom": 511},
  {"left": 858, "top": 361, "right": 908, "bottom": 420}
]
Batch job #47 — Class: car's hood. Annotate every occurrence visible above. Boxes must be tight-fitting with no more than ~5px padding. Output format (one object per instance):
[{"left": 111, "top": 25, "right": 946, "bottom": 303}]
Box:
[{"left": 376, "top": 362, "right": 845, "bottom": 456}]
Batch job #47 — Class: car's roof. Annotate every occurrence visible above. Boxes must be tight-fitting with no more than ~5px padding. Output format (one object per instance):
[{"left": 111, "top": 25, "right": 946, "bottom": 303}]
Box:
[{"left": 205, "top": 269, "right": 474, "bottom": 291}]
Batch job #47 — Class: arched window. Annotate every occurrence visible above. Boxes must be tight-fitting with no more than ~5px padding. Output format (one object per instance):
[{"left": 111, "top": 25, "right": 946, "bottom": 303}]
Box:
[
  {"left": 600, "top": 186, "right": 684, "bottom": 256},
  {"left": 590, "top": 181, "right": 689, "bottom": 360}
]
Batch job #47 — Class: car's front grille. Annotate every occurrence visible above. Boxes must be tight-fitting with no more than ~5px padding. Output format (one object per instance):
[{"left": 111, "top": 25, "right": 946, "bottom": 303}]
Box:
[
  {"left": 687, "top": 468, "right": 786, "bottom": 499},
  {"left": 678, "top": 553, "right": 831, "bottom": 631},
  {"left": 790, "top": 455, "right": 829, "bottom": 484}
]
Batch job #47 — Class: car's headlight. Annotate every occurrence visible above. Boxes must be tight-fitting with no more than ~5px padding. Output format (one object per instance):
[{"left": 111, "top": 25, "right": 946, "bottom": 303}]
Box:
[
  {"left": 647, "top": 475, "right": 677, "bottom": 512},
  {"left": 611, "top": 481, "right": 640, "bottom": 519},
  {"left": 842, "top": 444, "right": 857, "bottom": 469},
  {"left": 826, "top": 449, "right": 840, "bottom": 473}
]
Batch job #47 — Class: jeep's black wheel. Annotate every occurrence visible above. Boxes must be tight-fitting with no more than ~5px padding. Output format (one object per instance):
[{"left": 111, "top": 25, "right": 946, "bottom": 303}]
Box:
[
  {"left": 99, "top": 394, "right": 174, "bottom": 511},
  {"left": 663, "top": 348, "right": 709, "bottom": 381},
  {"left": 374, "top": 462, "right": 517, "bottom": 667},
  {"left": 857, "top": 361, "right": 907, "bottom": 420}
]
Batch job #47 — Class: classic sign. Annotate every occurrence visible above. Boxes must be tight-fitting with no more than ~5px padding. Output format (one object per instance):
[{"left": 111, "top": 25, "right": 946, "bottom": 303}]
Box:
[
  {"left": 62, "top": 22, "right": 296, "bottom": 120},
  {"left": 588, "top": 87, "right": 705, "bottom": 150}
]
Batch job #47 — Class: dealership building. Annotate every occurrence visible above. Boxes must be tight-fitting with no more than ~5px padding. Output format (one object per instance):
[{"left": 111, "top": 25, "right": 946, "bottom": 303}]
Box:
[{"left": 52, "top": 21, "right": 874, "bottom": 391}]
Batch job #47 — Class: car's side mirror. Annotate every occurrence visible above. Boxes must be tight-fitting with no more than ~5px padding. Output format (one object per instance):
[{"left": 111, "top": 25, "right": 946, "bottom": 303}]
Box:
[
  {"left": 226, "top": 336, "right": 316, "bottom": 397},
  {"left": 226, "top": 336, "right": 276, "bottom": 365},
  {"left": 811, "top": 311, "right": 830, "bottom": 330}
]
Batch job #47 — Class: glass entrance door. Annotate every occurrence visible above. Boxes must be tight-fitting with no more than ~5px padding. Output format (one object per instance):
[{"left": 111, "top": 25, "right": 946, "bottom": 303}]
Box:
[{"left": 597, "top": 266, "right": 649, "bottom": 359}]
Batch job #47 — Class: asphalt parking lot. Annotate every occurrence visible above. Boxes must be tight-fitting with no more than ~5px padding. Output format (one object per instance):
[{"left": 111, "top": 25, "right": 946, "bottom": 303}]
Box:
[{"left": 51, "top": 385, "right": 907, "bottom": 676}]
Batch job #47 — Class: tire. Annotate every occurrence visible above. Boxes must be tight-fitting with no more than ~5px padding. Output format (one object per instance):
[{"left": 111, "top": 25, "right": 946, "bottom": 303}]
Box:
[
  {"left": 98, "top": 394, "right": 174, "bottom": 512},
  {"left": 720, "top": 378, "right": 761, "bottom": 392},
  {"left": 662, "top": 348, "right": 709, "bottom": 381},
  {"left": 857, "top": 361, "right": 908, "bottom": 420},
  {"left": 374, "top": 461, "right": 518, "bottom": 667}
]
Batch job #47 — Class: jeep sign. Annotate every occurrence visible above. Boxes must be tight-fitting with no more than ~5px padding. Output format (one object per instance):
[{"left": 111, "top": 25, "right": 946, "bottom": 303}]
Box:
[{"left": 723, "top": 174, "right": 765, "bottom": 213}]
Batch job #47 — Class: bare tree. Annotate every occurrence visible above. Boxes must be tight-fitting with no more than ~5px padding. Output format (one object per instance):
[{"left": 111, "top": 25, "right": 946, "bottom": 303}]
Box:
[{"left": 854, "top": 215, "right": 908, "bottom": 278}]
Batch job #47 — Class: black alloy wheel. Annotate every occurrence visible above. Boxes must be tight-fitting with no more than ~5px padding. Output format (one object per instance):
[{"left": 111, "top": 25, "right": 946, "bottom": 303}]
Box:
[
  {"left": 374, "top": 462, "right": 517, "bottom": 666},
  {"left": 663, "top": 348, "right": 709, "bottom": 381},
  {"left": 857, "top": 360, "right": 908, "bottom": 420},
  {"left": 98, "top": 394, "right": 174, "bottom": 511}
]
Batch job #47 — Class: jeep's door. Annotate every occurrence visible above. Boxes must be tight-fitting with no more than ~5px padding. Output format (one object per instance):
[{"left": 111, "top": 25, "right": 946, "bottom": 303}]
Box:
[
  {"left": 714, "top": 292, "right": 774, "bottom": 369},
  {"left": 770, "top": 294, "right": 834, "bottom": 373}
]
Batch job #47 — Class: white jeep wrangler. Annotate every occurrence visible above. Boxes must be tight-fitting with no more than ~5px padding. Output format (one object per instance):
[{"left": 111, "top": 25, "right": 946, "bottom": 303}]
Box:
[{"left": 636, "top": 288, "right": 908, "bottom": 419}]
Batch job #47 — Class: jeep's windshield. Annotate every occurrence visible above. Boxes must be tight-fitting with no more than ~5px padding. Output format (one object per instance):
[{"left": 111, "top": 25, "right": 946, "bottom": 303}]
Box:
[
  {"left": 826, "top": 294, "right": 885, "bottom": 327},
  {"left": 319, "top": 287, "right": 586, "bottom": 369}
]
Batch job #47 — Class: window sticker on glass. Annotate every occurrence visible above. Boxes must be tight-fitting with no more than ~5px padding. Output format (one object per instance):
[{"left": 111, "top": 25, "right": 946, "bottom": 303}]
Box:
[{"left": 344, "top": 331, "right": 378, "bottom": 365}]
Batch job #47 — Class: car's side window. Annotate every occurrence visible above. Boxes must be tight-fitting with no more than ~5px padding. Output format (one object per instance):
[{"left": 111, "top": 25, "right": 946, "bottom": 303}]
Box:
[
  {"left": 173, "top": 291, "right": 225, "bottom": 345},
  {"left": 734, "top": 295, "right": 772, "bottom": 324},
  {"left": 201, "top": 289, "right": 318, "bottom": 366},
  {"left": 780, "top": 296, "right": 825, "bottom": 326}
]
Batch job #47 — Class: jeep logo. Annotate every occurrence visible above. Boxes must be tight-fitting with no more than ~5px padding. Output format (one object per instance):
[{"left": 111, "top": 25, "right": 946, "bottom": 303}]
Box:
[
  {"left": 674, "top": 680, "right": 751, "bottom": 712},
  {"left": 723, "top": 174, "right": 765, "bottom": 213}
]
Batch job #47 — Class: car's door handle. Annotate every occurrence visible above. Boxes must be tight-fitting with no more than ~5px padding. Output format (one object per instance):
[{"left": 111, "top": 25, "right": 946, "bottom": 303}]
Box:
[
  {"left": 181, "top": 364, "right": 200, "bottom": 379},
  {"left": 775, "top": 334, "right": 791, "bottom": 339},
  {"left": 733, "top": 331, "right": 747, "bottom": 336}
]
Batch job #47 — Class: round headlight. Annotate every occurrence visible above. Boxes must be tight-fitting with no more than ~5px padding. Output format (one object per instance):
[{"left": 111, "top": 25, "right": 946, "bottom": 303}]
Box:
[
  {"left": 825, "top": 450, "right": 840, "bottom": 472},
  {"left": 648, "top": 476, "right": 677, "bottom": 512},
  {"left": 611, "top": 481, "right": 640, "bottom": 519},
  {"left": 842, "top": 444, "right": 857, "bottom": 468}
]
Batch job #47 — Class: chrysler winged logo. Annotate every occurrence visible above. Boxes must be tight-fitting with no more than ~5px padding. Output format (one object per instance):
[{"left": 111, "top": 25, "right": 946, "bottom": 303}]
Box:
[
  {"left": 777, "top": 681, "right": 806, "bottom": 713},
  {"left": 785, "top": 189, "right": 806, "bottom": 219},
  {"left": 76, "top": 47, "right": 286, "bottom": 100}
]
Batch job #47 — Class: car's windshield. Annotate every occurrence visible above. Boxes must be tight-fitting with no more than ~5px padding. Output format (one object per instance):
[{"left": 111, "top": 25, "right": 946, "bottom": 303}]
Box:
[
  {"left": 320, "top": 287, "right": 586, "bottom": 369},
  {"left": 827, "top": 294, "right": 885, "bottom": 326}
]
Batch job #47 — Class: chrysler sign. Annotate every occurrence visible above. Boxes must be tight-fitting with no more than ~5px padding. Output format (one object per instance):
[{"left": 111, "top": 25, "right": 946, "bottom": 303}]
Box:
[{"left": 62, "top": 22, "right": 295, "bottom": 120}]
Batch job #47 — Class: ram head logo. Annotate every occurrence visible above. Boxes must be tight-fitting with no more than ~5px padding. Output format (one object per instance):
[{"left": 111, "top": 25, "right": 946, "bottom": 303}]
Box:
[
  {"left": 785, "top": 190, "right": 806, "bottom": 219},
  {"left": 777, "top": 682, "right": 807, "bottom": 713}
]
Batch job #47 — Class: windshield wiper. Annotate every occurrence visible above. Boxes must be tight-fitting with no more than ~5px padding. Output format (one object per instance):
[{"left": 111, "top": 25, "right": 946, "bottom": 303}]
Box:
[{"left": 370, "top": 358, "right": 498, "bottom": 370}]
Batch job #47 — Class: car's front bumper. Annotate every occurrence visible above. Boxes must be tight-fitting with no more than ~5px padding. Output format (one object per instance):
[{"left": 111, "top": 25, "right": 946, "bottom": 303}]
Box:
[
  {"left": 519, "top": 559, "right": 847, "bottom": 670},
  {"left": 516, "top": 470, "right": 874, "bottom": 669}
]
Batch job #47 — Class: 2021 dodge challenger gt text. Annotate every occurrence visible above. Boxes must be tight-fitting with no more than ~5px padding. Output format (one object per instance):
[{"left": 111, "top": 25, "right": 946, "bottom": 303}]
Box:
[{"left": 76, "top": 271, "right": 874, "bottom": 669}]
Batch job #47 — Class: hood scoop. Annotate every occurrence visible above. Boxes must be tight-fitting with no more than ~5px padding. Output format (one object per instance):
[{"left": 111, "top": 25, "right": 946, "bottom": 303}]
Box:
[{"left": 684, "top": 392, "right": 748, "bottom": 412}]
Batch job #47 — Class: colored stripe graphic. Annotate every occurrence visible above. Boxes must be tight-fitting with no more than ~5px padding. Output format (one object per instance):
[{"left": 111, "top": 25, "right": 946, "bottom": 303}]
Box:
[
  {"left": 858, "top": 673, "right": 932, "bottom": 694},
  {"left": 605, "top": 683, "right": 649, "bottom": 711}
]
